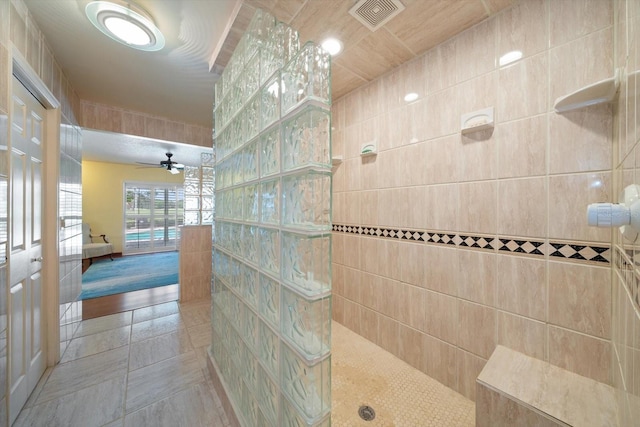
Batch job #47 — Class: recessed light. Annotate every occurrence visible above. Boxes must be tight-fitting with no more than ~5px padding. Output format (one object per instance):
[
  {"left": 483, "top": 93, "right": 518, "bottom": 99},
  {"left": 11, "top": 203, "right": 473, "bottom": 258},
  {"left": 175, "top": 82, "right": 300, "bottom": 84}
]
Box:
[
  {"left": 85, "top": 1, "right": 165, "bottom": 51},
  {"left": 499, "top": 50, "right": 523, "bottom": 67},
  {"left": 321, "top": 38, "right": 343, "bottom": 56},
  {"left": 404, "top": 92, "right": 419, "bottom": 102}
]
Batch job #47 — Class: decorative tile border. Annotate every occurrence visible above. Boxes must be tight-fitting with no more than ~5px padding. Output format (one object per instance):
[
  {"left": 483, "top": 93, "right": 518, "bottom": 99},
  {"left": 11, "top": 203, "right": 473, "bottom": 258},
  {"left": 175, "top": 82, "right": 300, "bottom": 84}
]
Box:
[{"left": 332, "top": 224, "right": 610, "bottom": 265}]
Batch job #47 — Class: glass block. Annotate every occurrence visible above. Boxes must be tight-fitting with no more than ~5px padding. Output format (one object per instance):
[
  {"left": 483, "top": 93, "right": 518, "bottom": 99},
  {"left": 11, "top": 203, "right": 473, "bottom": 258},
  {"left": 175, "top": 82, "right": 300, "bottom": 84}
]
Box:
[
  {"left": 214, "top": 75, "right": 224, "bottom": 109},
  {"left": 282, "top": 396, "right": 331, "bottom": 427},
  {"left": 202, "top": 182, "right": 214, "bottom": 196},
  {"left": 231, "top": 115, "right": 244, "bottom": 153},
  {"left": 261, "top": 73, "right": 281, "bottom": 131},
  {"left": 281, "top": 287, "right": 331, "bottom": 360},
  {"left": 246, "top": 8, "right": 275, "bottom": 46},
  {"left": 243, "top": 140, "right": 259, "bottom": 182},
  {"left": 282, "top": 107, "right": 331, "bottom": 172},
  {"left": 260, "top": 179, "right": 280, "bottom": 224},
  {"left": 257, "top": 366, "right": 280, "bottom": 426},
  {"left": 184, "top": 179, "right": 199, "bottom": 195},
  {"left": 243, "top": 381, "right": 260, "bottom": 427},
  {"left": 281, "top": 42, "right": 330, "bottom": 114},
  {"left": 202, "top": 210, "right": 214, "bottom": 224},
  {"left": 231, "top": 187, "right": 244, "bottom": 219},
  {"left": 245, "top": 94, "right": 261, "bottom": 141},
  {"left": 280, "top": 344, "right": 330, "bottom": 423},
  {"left": 242, "top": 340, "right": 259, "bottom": 388},
  {"left": 259, "top": 274, "right": 280, "bottom": 329},
  {"left": 244, "top": 184, "right": 259, "bottom": 222},
  {"left": 184, "top": 210, "right": 200, "bottom": 225},
  {"left": 281, "top": 232, "right": 331, "bottom": 297},
  {"left": 202, "top": 195, "right": 214, "bottom": 210},
  {"left": 243, "top": 225, "right": 258, "bottom": 264},
  {"left": 202, "top": 165, "right": 214, "bottom": 180},
  {"left": 244, "top": 307, "right": 259, "bottom": 351},
  {"left": 185, "top": 196, "right": 199, "bottom": 210},
  {"left": 229, "top": 223, "right": 243, "bottom": 257},
  {"left": 258, "top": 320, "right": 279, "bottom": 379},
  {"left": 242, "top": 264, "right": 259, "bottom": 310},
  {"left": 282, "top": 171, "right": 331, "bottom": 231},
  {"left": 260, "top": 41, "right": 282, "bottom": 86},
  {"left": 259, "top": 228, "right": 280, "bottom": 277},
  {"left": 245, "top": 52, "right": 261, "bottom": 102},
  {"left": 202, "top": 153, "right": 215, "bottom": 167},
  {"left": 260, "top": 125, "right": 280, "bottom": 178},
  {"left": 184, "top": 166, "right": 200, "bottom": 180},
  {"left": 232, "top": 152, "right": 243, "bottom": 185}
]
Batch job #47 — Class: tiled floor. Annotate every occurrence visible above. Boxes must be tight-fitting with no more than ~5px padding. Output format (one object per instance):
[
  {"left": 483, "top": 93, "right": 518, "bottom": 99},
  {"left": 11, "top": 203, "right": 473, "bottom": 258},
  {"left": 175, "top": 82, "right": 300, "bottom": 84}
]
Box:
[
  {"left": 15, "top": 299, "right": 230, "bottom": 427},
  {"left": 15, "top": 301, "right": 474, "bottom": 427}
]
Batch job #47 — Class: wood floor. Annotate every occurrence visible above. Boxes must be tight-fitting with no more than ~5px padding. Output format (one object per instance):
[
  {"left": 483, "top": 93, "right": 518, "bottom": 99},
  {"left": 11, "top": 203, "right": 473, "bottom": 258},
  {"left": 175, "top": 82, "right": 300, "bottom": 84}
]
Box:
[{"left": 81, "top": 284, "right": 179, "bottom": 320}]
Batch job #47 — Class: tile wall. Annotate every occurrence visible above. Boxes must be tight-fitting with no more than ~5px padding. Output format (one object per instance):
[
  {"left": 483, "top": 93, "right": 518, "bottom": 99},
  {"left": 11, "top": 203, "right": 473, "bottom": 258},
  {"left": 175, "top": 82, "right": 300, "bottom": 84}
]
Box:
[
  {"left": 613, "top": 0, "right": 640, "bottom": 424},
  {"left": 332, "top": 0, "right": 615, "bottom": 401},
  {"left": 0, "top": 0, "right": 83, "bottom": 424},
  {"left": 80, "top": 100, "right": 212, "bottom": 148}
]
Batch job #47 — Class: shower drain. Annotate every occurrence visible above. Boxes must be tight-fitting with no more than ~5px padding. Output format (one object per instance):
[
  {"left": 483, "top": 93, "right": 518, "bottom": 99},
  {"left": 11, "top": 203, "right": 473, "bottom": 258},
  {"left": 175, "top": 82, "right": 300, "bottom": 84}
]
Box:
[{"left": 358, "top": 405, "right": 376, "bottom": 421}]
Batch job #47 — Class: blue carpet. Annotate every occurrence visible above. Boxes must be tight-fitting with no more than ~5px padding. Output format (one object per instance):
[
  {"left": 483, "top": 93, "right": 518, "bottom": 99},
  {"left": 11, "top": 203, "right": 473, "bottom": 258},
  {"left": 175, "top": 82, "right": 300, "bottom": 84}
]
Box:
[{"left": 80, "top": 252, "right": 178, "bottom": 300}]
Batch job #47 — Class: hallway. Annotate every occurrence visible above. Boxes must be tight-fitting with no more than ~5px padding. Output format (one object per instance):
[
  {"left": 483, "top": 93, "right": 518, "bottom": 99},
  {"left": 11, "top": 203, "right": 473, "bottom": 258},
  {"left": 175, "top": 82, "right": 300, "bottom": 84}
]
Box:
[{"left": 14, "top": 299, "right": 230, "bottom": 427}]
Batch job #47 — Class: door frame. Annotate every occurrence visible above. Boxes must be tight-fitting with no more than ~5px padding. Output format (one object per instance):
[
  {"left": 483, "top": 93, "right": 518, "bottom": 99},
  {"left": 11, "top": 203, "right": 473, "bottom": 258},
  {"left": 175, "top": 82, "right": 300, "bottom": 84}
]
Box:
[{"left": 11, "top": 47, "right": 61, "bottom": 370}]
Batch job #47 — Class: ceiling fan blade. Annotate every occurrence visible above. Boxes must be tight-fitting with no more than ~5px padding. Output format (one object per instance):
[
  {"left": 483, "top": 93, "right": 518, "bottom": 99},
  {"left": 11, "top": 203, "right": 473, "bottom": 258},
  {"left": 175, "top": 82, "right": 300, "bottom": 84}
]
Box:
[
  {"left": 136, "top": 161, "right": 162, "bottom": 167},
  {"left": 173, "top": 163, "right": 185, "bottom": 169}
]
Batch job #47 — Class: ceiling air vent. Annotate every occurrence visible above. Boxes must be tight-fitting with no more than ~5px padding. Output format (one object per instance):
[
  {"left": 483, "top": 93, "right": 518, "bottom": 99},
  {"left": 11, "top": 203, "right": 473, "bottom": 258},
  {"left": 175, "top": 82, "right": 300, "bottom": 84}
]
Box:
[{"left": 348, "top": 0, "right": 405, "bottom": 32}]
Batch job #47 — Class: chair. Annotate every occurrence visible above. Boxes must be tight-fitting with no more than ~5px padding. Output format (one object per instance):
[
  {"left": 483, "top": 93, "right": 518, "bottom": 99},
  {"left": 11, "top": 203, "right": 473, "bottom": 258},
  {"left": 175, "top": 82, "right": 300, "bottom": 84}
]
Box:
[{"left": 82, "top": 223, "right": 114, "bottom": 265}]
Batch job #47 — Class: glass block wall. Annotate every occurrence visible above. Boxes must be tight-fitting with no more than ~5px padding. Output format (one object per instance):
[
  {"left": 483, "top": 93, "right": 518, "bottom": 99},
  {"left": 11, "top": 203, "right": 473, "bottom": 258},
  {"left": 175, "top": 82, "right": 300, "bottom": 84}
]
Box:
[
  {"left": 183, "top": 152, "right": 215, "bottom": 226},
  {"left": 210, "top": 9, "right": 332, "bottom": 427}
]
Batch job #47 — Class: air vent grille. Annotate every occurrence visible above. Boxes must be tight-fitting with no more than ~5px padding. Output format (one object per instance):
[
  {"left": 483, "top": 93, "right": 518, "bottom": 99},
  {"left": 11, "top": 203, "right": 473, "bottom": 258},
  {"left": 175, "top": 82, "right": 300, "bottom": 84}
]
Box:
[{"left": 348, "top": 0, "right": 405, "bottom": 32}]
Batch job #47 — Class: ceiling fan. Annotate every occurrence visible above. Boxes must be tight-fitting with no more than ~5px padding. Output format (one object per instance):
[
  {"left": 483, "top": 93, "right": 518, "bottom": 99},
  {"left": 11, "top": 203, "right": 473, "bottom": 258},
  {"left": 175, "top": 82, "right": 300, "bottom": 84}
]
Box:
[{"left": 137, "top": 152, "right": 185, "bottom": 174}]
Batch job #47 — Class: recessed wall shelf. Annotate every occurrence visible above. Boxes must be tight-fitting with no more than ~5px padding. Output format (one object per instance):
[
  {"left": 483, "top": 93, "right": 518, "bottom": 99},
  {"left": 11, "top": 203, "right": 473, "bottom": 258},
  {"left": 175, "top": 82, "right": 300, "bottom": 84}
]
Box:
[
  {"left": 361, "top": 143, "right": 377, "bottom": 157},
  {"left": 461, "top": 107, "right": 494, "bottom": 134},
  {"left": 332, "top": 155, "right": 343, "bottom": 165},
  {"left": 554, "top": 69, "right": 620, "bottom": 113}
]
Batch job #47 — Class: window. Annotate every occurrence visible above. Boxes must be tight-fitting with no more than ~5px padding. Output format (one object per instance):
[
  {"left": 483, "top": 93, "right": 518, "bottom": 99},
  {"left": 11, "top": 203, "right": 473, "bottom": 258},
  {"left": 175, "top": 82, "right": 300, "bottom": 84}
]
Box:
[{"left": 123, "top": 182, "right": 183, "bottom": 254}]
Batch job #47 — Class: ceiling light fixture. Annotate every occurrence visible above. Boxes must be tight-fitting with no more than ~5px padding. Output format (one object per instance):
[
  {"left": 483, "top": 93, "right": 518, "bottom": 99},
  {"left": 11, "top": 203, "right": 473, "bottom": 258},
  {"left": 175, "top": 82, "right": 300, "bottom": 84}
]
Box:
[
  {"left": 321, "top": 38, "right": 343, "bottom": 56},
  {"left": 85, "top": 1, "right": 165, "bottom": 51},
  {"left": 404, "top": 92, "right": 419, "bottom": 102}
]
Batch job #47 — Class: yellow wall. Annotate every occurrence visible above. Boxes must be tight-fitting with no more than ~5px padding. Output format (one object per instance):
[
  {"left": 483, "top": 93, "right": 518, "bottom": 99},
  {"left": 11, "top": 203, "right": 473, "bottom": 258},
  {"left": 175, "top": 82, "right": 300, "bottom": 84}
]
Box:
[{"left": 82, "top": 160, "right": 184, "bottom": 253}]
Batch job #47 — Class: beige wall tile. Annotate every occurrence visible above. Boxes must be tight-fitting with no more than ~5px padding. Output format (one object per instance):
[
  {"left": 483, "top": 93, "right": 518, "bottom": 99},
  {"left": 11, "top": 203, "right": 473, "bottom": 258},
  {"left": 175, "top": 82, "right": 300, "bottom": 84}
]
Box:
[
  {"left": 377, "top": 188, "right": 409, "bottom": 228},
  {"left": 342, "top": 234, "right": 361, "bottom": 270},
  {"left": 498, "top": 52, "right": 548, "bottom": 122},
  {"left": 458, "top": 131, "right": 496, "bottom": 182},
  {"left": 95, "top": 104, "right": 122, "bottom": 133},
  {"left": 360, "top": 190, "right": 378, "bottom": 226},
  {"left": 422, "top": 334, "right": 457, "bottom": 390},
  {"left": 361, "top": 154, "right": 378, "bottom": 191},
  {"left": 549, "top": 262, "right": 611, "bottom": 339},
  {"left": 165, "top": 121, "right": 185, "bottom": 143},
  {"left": 496, "top": 254, "right": 546, "bottom": 321},
  {"left": 145, "top": 116, "right": 165, "bottom": 140},
  {"left": 549, "top": 104, "right": 612, "bottom": 174},
  {"left": 497, "top": 115, "right": 547, "bottom": 178},
  {"left": 423, "top": 290, "right": 457, "bottom": 344},
  {"left": 342, "top": 298, "right": 361, "bottom": 336},
  {"left": 458, "top": 300, "right": 496, "bottom": 359},
  {"left": 476, "top": 383, "right": 560, "bottom": 427},
  {"left": 424, "top": 86, "right": 459, "bottom": 140},
  {"left": 379, "top": 105, "right": 411, "bottom": 150},
  {"left": 332, "top": 232, "right": 344, "bottom": 266},
  {"left": 342, "top": 266, "right": 361, "bottom": 305},
  {"left": 398, "top": 323, "right": 424, "bottom": 371},
  {"left": 497, "top": 0, "right": 547, "bottom": 60},
  {"left": 399, "top": 242, "right": 425, "bottom": 287},
  {"left": 455, "top": 19, "right": 496, "bottom": 83},
  {"left": 397, "top": 284, "right": 425, "bottom": 331},
  {"left": 459, "top": 72, "right": 498, "bottom": 123},
  {"left": 359, "top": 306, "right": 378, "bottom": 344},
  {"left": 332, "top": 294, "right": 344, "bottom": 323},
  {"left": 10, "top": 3, "right": 26, "bottom": 56},
  {"left": 402, "top": 54, "right": 427, "bottom": 103},
  {"left": 414, "top": 135, "right": 458, "bottom": 186},
  {"left": 496, "top": 311, "right": 546, "bottom": 360},
  {"left": 332, "top": 263, "right": 344, "bottom": 297},
  {"left": 424, "top": 245, "right": 458, "bottom": 295},
  {"left": 456, "top": 349, "right": 487, "bottom": 401},
  {"left": 343, "top": 158, "right": 361, "bottom": 192},
  {"left": 422, "top": 184, "right": 458, "bottom": 231},
  {"left": 550, "top": 0, "right": 613, "bottom": 47},
  {"left": 458, "top": 250, "right": 496, "bottom": 306},
  {"left": 360, "top": 79, "right": 383, "bottom": 121},
  {"left": 548, "top": 172, "right": 611, "bottom": 242},
  {"left": 378, "top": 315, "right": 399, "bottom": 357},
  {"left": 344, "top": 191, "right": 361, "bottom": 225},
  {"left": 123, "top": 111, "right": 145, "bottom": 136},
  {"left": 424, "top": 39, "right": 456, "bottom": 93},
  {"left": 458, "top": 181, "right": 497, "bottom": 234},
  {"left": 548, "top": 326, "right": 611, "bottom": 384},
  {"left": 343, "top": 90, "right": 362, "bottom": 126},
  {"left": 550, "top": 28, "right": 613, "bottom": 107},
  {"left": 498, "top": 177, "right": 547, "bottom": 237}
]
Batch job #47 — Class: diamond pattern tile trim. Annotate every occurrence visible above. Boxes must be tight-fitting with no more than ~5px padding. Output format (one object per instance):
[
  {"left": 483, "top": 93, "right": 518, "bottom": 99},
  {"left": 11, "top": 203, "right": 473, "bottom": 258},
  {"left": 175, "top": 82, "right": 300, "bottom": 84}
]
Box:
[{"left": 332, "top": 224, "right": 610, "bottom": 265}]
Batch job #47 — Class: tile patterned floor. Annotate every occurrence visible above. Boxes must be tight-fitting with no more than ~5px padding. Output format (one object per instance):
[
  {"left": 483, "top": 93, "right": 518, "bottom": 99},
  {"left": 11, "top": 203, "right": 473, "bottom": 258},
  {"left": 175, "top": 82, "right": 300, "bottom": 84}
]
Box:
[
  {"left": 15, "top": 299, "right": 230, "bottom": 427},
  {"left": 15, "top": 301, "right": 474, "bottom": 427}
]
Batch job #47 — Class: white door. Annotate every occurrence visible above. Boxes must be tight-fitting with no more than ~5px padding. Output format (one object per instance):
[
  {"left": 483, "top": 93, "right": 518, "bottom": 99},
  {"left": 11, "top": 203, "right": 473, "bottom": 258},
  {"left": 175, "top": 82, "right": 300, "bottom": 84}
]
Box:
[{"left": 8, "top": 75, "right": 45, "bottom": 424}]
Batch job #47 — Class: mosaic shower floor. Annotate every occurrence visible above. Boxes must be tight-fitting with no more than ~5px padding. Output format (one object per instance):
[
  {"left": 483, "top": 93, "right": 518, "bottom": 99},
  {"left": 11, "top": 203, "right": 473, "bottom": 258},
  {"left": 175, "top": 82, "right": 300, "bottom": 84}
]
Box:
[{"left": 331, "top": 321, "right": 475, "bottom": 427}]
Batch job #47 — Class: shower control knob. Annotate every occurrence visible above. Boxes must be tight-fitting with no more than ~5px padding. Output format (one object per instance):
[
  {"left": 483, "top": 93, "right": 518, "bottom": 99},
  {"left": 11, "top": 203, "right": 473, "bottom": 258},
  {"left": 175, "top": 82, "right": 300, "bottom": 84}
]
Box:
[{"left": 587, "top": 203, "right": 630, "bottom": 227}]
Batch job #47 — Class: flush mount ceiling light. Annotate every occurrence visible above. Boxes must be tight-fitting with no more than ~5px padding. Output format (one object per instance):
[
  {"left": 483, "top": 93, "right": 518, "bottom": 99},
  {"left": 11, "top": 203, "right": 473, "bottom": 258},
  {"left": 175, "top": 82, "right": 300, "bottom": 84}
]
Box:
[
  {"left": 321, "top": 38, "right": 343, "bottom": 56},
  {"left": 85, "top": 1, "right": 165, "bottom": 51}
]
